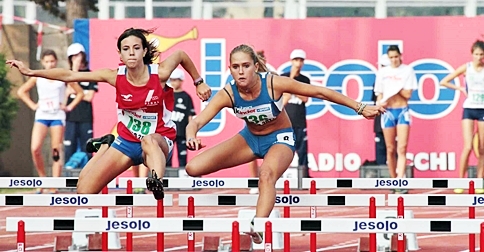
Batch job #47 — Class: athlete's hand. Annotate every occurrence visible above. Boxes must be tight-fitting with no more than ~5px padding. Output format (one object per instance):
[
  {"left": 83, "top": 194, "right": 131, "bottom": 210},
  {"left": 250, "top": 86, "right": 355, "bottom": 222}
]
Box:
[
  {"left": 6, "top": 60, "right": 33, "bottom": 76},
  {"left": 186, "top": 137, "right": 206, "bottom": 151},
  {"left": 195, "top": 82, "right": 212, "bottom": 102},
  {"left": 361, "top": 105, "right": 386, "bottom": 119},
  {"left": 459, "top": 86, "right": 467, "bottom": 97}
]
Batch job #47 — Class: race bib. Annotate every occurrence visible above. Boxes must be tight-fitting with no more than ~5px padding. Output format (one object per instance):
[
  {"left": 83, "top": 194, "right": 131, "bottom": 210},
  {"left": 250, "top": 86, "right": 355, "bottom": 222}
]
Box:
[
  {"left": 119, "top": 109, "right": 158, "bottom": 140},
  {"left": 471, "top": 92, "right": 484, "bottom": 105},
  {"left": 38, "top": 96, "right": 60, "bottom": 113},
  {"left": 276, "top": 132, "right": 295, "bottom": 146}
]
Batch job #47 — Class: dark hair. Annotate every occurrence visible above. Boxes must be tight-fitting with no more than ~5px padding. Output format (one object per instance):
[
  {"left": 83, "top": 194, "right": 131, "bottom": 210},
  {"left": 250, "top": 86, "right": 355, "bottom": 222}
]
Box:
[
  {"left": 230, "top": 44, "right": 268, "bottom": 73},
  {"left": 117, "top": 28, "right": 158, "bottom": 65},
  {"left": 68, "top": 52, "right": 88, "bottom": 70},
  {"left": 387, "top": 45, "right": 401, "bottom": 55},
  {"left": 471, "top": 40, "right": 484, "bottom": 53},
  {"left": 41, "top": 49, "right": 57, "bottom": 60}
]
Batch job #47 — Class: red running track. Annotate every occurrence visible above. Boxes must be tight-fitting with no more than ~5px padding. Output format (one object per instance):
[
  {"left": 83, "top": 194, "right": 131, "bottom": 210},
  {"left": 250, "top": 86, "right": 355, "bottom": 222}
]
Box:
[{"left": 0, "top": 188, "right": 480, "bottom": 251}]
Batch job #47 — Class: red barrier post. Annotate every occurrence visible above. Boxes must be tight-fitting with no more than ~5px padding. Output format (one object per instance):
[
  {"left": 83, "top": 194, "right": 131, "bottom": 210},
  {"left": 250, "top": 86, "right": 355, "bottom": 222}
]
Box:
[
  {"left": 232, "top": 221, "right": 240, "bottom": 252},
  {"left": 187, "top": 196, "right": 195, "bottom": 252},
  {"left": 480, "top": 222, "right": 484, "bottom": 251},
  {"left": 126, "top": 180, "right": 133, "bottom": 251},
  {"left": 264, "top": 221, "right": 273, "bottom": 252},
  {"left": 17, "top": 220, "right": 25, "bottom": 252},
  {"left": 309, "top": 180, "right": 317, "bottom": 252},
  {"left": 157, "top": 198, "right": 164, "bottom": 252},
  {"left": 102, "top": 186, "right": 108, "bottom": 251},
  {"left": 369, "top": 197, "right": 376, "bottom": 252},
  {"left": 469, "top": 181, "right": 476, "bottom": 252},
  {"left": 397, "top": 197, "right": 404, "bottom": 252},
  {"left": 283, "top": 180, "right": 290, "bottom": 252}
]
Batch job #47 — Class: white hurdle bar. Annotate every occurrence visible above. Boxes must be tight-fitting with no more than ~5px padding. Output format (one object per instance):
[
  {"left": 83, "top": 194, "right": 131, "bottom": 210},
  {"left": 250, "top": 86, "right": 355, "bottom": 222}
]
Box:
[
  {"left": 0, "top": 177, "right": 118, "bottom": 189},
  {"left": 6, "top": 217, "right": 252, "bottom": 232},
  {"left": 178, "top": 194, "right": 386, "bottom": 206},
  {"left": 8, "top": 217, "right": 484, "bottom": 234},
  {"left": 253, "top": 218, "right": 484, "bottom": 233},
  {"left": 118, "top": 177, "right": 298, "bottom": 189},
  {"left": 0, "top": 194, "right": 173, "bottom": 206},
  {"left": 302, "top": 178, "right": 483, "bottom": 189},
  {"left": 387, "top": 194, "right": 484, "bottom": 207}
]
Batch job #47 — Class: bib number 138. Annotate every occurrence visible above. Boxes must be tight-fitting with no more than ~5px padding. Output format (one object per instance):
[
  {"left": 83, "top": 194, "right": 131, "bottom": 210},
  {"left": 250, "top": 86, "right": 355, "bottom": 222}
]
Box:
[{"left": 126, "top": 116, "right": 151, "bottom": 139}]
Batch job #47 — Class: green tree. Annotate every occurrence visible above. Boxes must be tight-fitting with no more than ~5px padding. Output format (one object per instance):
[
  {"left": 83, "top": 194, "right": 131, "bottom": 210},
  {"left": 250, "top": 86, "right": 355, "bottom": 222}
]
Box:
[
  {"left": 0, "top": 54, "right": 18, "bottom": 153},
  {"left": 28, "top": 0, "right": 98, "bottom": 27}
]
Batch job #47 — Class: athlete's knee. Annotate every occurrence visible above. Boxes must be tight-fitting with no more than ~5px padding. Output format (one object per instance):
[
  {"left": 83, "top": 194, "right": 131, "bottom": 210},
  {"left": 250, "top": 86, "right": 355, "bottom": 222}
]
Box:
[
  {"left": 396, "top": 145, "right": 407, "bottom": 156},
  {"left": 258, "top": 169, "right": 276, "bottom": 187},
  {"left": 31, "top": 144, "right": 43, "bottom": 157},
  {"left": 185, "top": 162, "right": 201, "bottom": 177},
  {"left": 386, "top": 145, "right": 396, "bottom": 155},
  {"left": 52, "top": 148, "right": 60, "bottom": 162}
]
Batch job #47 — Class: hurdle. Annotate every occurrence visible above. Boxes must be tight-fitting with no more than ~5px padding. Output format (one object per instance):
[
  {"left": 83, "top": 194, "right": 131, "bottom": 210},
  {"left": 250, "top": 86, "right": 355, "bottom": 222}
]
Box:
[
  {"left": 302, "top": 178, "right": 483, "bottom": 189},
  {"left": 178, "top": 177, "right": 386, "bottom": 252},
  {"left": 7, "top": 217, "right": 251, "bottom": 252},
  {"left": 387, "top": 183, "right": 479, "bottom": 252},
  {"left": 254, "top": 217, "right": 484, "bottom": 252},
  {"left": 117, "top": 177, "right": 299, "bottom": 189},
  {"left": 9, "top": 217, "right": 484, "bottom": 252},
  {"left": 0, "top": 177, "right": 118, "bottom": 189}
]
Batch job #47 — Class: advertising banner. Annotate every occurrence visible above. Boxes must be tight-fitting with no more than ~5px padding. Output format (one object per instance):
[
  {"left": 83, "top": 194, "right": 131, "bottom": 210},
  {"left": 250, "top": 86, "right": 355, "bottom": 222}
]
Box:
[{"left": 82, "top": 16, "right": 484, "bottom": 178}]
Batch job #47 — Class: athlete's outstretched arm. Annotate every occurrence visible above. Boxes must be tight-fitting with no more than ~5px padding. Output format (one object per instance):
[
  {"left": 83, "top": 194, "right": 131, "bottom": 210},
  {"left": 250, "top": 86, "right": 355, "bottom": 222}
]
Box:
[
  {"left": 6, "top": 59, "right": 116, "bottom": 85},
  {"left": 185, "top": 87, "right": 232, "bottom": 150},
  {"left": 274, "top": 75, "right": 385, "bottom": 119},
  {"left": 158, "top": 50, "right": 211, "bottom": 101}
]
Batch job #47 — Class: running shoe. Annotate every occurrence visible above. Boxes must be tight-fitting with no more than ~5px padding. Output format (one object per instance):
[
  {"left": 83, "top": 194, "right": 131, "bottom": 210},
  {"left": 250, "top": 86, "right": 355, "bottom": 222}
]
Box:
[
  {"left": 86, "top": 134, "right": 115, "bottom": 153},
  {"left": 146, "top": 169, "right": 164, "bottom": 200},
  {"left": 245, "top": 218, "right": 263, "bottom": 244}
]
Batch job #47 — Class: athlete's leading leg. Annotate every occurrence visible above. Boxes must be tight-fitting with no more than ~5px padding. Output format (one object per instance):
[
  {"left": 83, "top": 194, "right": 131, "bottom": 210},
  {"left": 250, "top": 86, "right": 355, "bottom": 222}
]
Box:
[{"left": 141, "top": 133, "right": 170, "bottom": 200}]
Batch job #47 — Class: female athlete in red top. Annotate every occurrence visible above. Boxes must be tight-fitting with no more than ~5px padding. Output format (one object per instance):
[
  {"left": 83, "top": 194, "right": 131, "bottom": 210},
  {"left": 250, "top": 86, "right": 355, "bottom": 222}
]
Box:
[{"left": 7, "top": 28, "right": 211, "bottom": 199}]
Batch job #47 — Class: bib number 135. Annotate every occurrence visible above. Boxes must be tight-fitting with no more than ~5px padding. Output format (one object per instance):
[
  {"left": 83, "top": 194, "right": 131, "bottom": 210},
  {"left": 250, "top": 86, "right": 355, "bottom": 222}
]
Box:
[{"left": 126, "top": 116, "right": 151, "bottom": 138}]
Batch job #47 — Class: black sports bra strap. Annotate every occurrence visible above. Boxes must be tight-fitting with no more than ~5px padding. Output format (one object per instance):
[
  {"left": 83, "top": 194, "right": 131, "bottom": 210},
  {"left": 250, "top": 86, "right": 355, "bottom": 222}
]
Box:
[{"left": 222, "top": 87, "right": 236, "bottom": 112}]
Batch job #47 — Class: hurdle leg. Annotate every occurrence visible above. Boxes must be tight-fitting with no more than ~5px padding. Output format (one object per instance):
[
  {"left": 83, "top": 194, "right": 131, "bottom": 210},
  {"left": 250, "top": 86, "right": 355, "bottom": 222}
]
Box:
[
  {"left": 469, "top": 181, "right": 476, "bottom": 252},
  {"left": 309, "top": 180, "right": 317, "bottom": 252},
  {"left": 17, "top": 220, "right": 25, "bottom": 252},
  {"left": 232, "top": 221, "right": 240, "bottom": 252},
  {"left": 187, "top": 196, "right": 195, "bottom": 252},
  {"left": 102, "top": 186, "right": 108, "bottom": 251},
  {"left": 126, "top": 180, "right": 133, "bottom": 251},
  {"left": 369, "top": 197, "right": 376, "bottom": 252},
  {"left": 283, "top": 180, "right": 290, "bottom": 252},
  {"left": 397, "top": 197, "right": 404, "bottom": 252},
  {"left": 157, "top": 199, "right": 164, "bottom": 251},
  {"left": 265, "top": 221, "right": 273, "bottom": 252}
]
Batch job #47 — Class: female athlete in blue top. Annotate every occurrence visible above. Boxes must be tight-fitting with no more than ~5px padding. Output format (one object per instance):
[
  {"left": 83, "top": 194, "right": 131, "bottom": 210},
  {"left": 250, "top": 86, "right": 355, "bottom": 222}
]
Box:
[{"left": 184, "top": 44, "right": 384, "bottom": 243}]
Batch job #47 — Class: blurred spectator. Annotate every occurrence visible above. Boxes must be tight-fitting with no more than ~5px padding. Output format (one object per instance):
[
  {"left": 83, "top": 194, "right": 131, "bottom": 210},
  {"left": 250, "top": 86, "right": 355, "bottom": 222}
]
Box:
[
  {"left": 17, "top": 50, "right": 84, "bottom": 193},
  {"left": 166, "top": 68, "right": 196, "bottom": 168},
  {"left": 64, "top": 43, "right": 98, "bottom": 169},
  {"left": 282, "top": 49, "right": 311, "bottom": 178}
]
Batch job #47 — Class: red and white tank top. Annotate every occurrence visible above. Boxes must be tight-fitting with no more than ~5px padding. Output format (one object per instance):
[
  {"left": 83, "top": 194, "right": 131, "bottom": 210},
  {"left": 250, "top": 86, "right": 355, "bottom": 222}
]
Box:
[{"left": 116, "top": 64, "right": 176, "bottom": 142}]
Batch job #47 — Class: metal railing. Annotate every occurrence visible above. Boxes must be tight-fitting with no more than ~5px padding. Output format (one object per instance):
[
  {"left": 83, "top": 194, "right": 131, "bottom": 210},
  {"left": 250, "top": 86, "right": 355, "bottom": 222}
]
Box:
[{"left": 1, "top": 0, "right": 483, "bottom": 24}]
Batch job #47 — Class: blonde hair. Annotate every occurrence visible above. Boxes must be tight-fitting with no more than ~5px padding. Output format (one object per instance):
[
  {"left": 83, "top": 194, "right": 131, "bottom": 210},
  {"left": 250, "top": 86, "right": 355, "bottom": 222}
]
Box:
[{"left": 230, "top": 44, "right": 268, "bottom": 73}]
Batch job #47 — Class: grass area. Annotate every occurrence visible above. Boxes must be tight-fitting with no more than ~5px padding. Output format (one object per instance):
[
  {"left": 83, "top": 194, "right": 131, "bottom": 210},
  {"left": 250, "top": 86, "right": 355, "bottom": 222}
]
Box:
[{"left": 0, "top": 188, "right": 35, "bottom": 194}]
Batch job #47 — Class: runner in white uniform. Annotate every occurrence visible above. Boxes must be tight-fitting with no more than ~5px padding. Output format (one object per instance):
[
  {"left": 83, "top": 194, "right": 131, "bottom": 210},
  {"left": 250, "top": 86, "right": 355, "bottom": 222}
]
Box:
[
  {"left": 441, "top": 40, "right": 484, "bottom": 194},
  {"left": 17, "top": 49, "right": 84, "bottom": 194},
  {"left": 374, "top": 45, "right": 417, "bottom": 194}
]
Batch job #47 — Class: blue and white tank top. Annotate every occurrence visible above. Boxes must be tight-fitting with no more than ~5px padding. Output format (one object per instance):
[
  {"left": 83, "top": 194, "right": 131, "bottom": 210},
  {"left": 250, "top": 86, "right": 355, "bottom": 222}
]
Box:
[
  {"left": 229, "top": 72, "right": 284, "bottom": 126},
  {"left": 464, "top": 62, "right": 484, "bottom": 109},
  {"left": 35, "top": 77, "right": 66, "bottom": 120}
]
